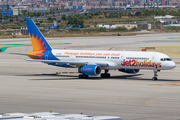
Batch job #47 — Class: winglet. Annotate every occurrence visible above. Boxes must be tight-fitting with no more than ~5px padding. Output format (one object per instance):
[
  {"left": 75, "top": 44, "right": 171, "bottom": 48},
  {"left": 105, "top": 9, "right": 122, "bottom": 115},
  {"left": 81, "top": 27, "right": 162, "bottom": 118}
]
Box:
[{"left": 26, "top": 19, "right": 52, "bottom": 52}]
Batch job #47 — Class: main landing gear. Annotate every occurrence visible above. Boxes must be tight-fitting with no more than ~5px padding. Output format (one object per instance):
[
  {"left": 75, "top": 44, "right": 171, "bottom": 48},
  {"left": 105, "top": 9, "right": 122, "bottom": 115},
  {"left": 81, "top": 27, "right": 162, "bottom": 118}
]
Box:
[
  {"left": 78, "top": 70, "right": 111, "bottom": 79},
  {"left": 152, "top": 70, "right": 159, "bottom": 81},
  {"left": 79, "top": 74, "right": 89, "bottom": 79},
  {"left": 101, "top": 70, "right": 110, "bottom": 78}
]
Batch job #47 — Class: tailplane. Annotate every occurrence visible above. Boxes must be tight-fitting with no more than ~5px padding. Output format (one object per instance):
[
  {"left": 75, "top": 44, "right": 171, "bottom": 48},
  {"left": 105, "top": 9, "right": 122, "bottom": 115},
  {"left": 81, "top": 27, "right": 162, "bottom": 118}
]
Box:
[{"left": 26, "top": 19, "right": 52, "bottom": 52}]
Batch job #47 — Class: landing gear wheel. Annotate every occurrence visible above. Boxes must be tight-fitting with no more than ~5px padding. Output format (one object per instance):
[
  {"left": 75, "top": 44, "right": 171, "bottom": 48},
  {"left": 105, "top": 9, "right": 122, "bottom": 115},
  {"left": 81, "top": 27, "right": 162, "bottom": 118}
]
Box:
[
  {"left": 86, "top": 75, "right": 89, "bottom": 79},
  {"left": 100, "top": 73, "right": 110, "bottom": 78},
  {"left": 152, "top": 77, "right": 158, "bottom": 81},
  {"left": 83, "top": 75, "right": 88, "bottom": 79},
  {"left": 152, "top": 70, "right": 158, "bottom": 81},
  {"left": 79, "top": 74, "right": 82, "bottom": 79},
  {"left": 79, "top": 74, "right": 88, "bottom": 79},
  {"left": 101, "top": 73, "right": 105, "bottom": 78}
]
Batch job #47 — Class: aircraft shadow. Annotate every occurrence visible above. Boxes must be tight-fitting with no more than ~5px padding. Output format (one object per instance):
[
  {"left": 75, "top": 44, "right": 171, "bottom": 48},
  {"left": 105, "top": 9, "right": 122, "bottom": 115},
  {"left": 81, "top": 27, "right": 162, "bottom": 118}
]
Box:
[
  {"left": 16, "top": 74, "right": 78, "bottom": 78},
  {"left": 89, "top": 75, "right": 180, "bottom": 81},
  {"left": 16, "top": 74, "right": 180, "bottom": 81}
]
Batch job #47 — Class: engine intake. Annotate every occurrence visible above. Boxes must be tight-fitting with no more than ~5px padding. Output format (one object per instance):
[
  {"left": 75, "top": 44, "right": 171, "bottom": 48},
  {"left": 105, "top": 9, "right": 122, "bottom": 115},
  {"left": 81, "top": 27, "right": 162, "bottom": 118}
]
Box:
[
  {"left": 118, "top": 69, "right": 140, "bottom": 74},
  {"left": 79, "top": 65, "right": 101, "bottom": 76}
]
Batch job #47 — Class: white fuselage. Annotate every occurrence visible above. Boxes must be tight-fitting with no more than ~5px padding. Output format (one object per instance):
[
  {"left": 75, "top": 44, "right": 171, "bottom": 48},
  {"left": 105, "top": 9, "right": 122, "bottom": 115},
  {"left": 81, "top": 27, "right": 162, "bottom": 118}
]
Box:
[{"left": 49, "top": 49, "right": 176, "bottom": 70}]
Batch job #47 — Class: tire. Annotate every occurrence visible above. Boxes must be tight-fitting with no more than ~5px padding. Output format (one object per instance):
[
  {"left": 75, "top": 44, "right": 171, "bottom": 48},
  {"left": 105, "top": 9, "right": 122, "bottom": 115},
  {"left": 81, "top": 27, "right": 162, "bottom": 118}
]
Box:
[
  {"left": 82, "top": 75, "right": 86, "bottom": 79},
  {"left": 79, "top": 74, "right": 82, "bottom": 79},
  {"left": 152, "top": 77, "right": 158, "bottom": 81},
  {"left": 85, "top": 75, "right": 89, "bottom": 79},
  {"left": 101, "top": 73, "right": 104, "bottom": 78}
]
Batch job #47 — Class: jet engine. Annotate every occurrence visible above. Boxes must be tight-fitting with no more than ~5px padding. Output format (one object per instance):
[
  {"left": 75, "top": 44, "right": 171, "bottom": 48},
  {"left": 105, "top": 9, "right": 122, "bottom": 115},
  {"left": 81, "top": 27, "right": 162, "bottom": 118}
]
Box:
[
  {"left": 118, "top": 69, "right": 140, "bottom": 74},
  {"left": 79, "top": 65, "right": 101, "bottom": 76}
]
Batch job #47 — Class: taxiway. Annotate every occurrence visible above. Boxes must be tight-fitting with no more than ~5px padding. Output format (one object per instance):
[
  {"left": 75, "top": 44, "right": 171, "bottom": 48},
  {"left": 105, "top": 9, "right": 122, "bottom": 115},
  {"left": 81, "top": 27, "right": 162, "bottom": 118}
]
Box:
[{"left": 0, "top": 33, "right": 180, "bottom": 120}]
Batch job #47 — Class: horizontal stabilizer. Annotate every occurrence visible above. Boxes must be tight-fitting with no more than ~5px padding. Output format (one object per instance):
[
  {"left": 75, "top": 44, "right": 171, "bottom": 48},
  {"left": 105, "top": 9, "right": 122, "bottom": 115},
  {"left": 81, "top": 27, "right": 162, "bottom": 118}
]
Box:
[{"left": 8, "top": 52, "right": 41, "bottom": 58}]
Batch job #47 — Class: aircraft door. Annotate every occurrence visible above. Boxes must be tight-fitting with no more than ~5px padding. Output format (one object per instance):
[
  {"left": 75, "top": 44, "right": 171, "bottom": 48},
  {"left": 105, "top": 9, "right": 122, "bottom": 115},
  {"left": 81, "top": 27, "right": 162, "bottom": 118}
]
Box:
[
  {"left": 120, "top": 53, "right": 125, "bottom": 65},
  {"left": 152, "top": 55, "right": 155, "bottom": 64},
  {"left": 70, "top": 55, "right": 75, "bottom": 61},
  {"left": 152, "top": 55, "right": 159, "bottom": 69}
]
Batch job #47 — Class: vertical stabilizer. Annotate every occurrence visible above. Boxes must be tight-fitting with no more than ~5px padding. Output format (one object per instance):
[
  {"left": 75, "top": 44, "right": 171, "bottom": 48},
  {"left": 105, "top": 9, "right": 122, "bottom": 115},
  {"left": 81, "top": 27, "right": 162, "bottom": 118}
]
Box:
[{"left": 26, "top": 19, "right": 52, "bottom": 52}]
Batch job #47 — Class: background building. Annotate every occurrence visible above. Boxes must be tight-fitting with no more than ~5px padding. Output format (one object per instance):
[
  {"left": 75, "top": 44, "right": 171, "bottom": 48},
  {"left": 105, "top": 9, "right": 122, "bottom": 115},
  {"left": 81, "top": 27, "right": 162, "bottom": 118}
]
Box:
[
  {"left": 0, "top": 4, "right": 9, "bottom": 9},
  {"left": 162, "top": 0, "right": 169, "bottom": 6}
]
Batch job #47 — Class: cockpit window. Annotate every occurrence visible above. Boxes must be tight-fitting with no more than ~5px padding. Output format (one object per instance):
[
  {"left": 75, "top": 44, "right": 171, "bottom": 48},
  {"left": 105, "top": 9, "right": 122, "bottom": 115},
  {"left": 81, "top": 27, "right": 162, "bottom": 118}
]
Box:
[
  {"left": 160, "top": 58, "right": 172, "bottom": 61},
  {"left": 165, "top": 58, "right": 172, "bottom": 61}
]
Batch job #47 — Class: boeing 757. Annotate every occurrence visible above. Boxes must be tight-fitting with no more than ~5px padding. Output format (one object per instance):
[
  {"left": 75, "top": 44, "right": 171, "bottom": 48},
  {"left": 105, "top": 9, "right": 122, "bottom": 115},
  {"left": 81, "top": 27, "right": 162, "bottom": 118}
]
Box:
[{"left": 24, "top": 19, "right": 176, "bottom": 80}]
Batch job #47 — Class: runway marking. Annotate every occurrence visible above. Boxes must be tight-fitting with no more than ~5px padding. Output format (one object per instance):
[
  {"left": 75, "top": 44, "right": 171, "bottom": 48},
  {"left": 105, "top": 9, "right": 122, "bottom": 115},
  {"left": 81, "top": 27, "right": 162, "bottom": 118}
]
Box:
[
  {"left": 146, "top": 95, "right": 180, "bottom": 112},
  {"left": 0, "top": 43, "right": 71, "bottom": 53},
  {"left": 153, "top": 83, "right": 180, "bottom": 86},
  {"left": 168, "top": 37, "right": 180, "bottom": 39},
  {"left": 132, "top": 114, "right": 180, "bottom": 120}
]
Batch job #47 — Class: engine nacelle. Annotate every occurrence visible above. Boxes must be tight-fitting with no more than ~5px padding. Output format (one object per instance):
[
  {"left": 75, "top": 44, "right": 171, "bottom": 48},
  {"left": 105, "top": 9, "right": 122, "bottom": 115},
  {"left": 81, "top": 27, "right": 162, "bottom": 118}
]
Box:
[
  {"left": 118, "top": 69, "right": 140, "bottom": 74},
  {"left": 79, "top": 65, "right": 101, "bottom": 76}
]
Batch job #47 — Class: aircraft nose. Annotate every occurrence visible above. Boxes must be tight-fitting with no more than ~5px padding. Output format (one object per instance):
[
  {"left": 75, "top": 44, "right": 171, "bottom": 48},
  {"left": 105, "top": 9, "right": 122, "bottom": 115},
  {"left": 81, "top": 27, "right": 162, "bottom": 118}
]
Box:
[
  {"left": 166, "top": 61, "right": 176, "bottom": 69},
  {"left": 171, "top": 62, "right": 176, "bottom": 68}
]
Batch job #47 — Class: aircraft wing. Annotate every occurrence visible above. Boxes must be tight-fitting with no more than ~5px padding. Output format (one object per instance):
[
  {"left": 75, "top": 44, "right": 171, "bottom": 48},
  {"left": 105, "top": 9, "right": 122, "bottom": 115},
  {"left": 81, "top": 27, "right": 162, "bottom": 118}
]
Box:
[{"left": 25, "top": 59, "right": 109, "bottom": 67}]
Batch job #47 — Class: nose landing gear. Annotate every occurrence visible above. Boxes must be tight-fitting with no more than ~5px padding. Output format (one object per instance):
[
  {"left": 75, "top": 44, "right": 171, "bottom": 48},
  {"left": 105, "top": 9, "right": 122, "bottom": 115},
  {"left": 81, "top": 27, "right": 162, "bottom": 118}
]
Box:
[{"left": 152, "top": 70, "right": 159, "bottom": 81}]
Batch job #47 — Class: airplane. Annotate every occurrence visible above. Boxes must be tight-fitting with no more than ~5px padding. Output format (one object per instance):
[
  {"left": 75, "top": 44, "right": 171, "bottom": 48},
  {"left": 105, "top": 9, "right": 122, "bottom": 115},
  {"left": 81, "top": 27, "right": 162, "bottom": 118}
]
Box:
[{"left": 24, "top": 19, "right": 176, "bottom": 80}]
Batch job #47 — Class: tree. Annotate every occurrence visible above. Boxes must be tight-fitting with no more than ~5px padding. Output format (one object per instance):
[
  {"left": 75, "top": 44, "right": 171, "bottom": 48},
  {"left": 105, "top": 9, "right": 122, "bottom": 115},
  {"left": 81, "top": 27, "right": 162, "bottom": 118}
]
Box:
[
  {"left": 47, "top": 17, "right": 52, "bottom": 21},
  {"left": 45, "top": 12, "right": 49, "bottom": 15},
  {"left": 52, "top": 18, "right": 56, "bottom": 21},
  {"left": 4, "top": 15, "right": 8, "bottom": 19},
  {"left": 22, "top": 10, "right": 26, "bottom": 16},
  {"left": 87, "top": 14, "right": 92, "bottom": 18},
  {"left": 108, "top": 13, "right": 118, "bottom": 18},
  {"left": 128, "top": 12, "right": 132, "bottom": 16},
  {"left": 78, "top": 15, "right": 84, "bottom": 19},
  {"left": 37, "top": 12, "right": 41, "bottom": 16},
  {"left": 61, "top": 14, "right": 66, "bottom": 20},
  {"left": 9, "top": 19, "right": 13, "bottom": 22},
  {"left": 94, "top": 11, "right": 101, "bottom": 15},
  {"left": 30, "top": 12, "right": 35, "bottom": 17},
  {"left": 27, "top": 11, "right": 30, "bottom": 16},
  {"left": 67, "top": 16, "right": 84, "bottom": 25},
  {"left": 77, "top": 19, "right": 84, "bottom": 25},
  {"left": 49, "top": 10, "right": 54, "bottom": 14},
  {"left": 19, "top": 20, "right": 24, "bottom": 22},
  {"left": 47, "top": 17, "right": 56, "bottom": 22}
]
